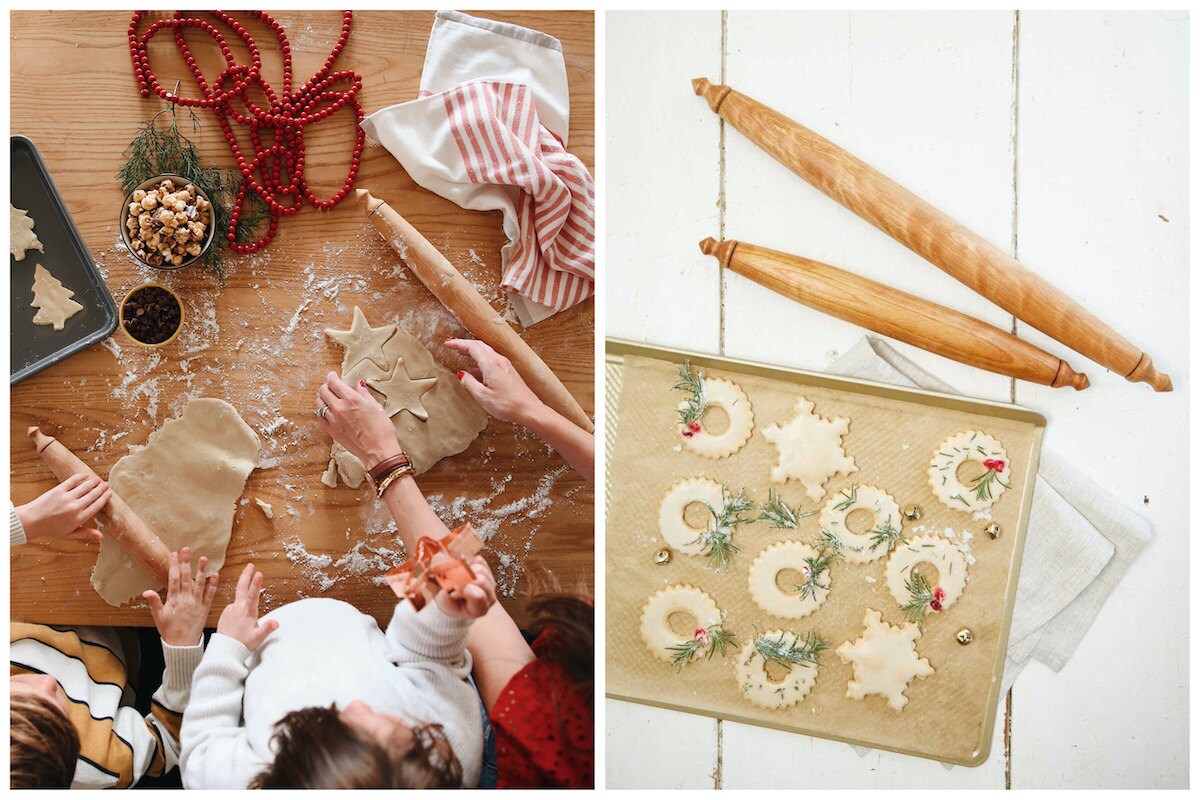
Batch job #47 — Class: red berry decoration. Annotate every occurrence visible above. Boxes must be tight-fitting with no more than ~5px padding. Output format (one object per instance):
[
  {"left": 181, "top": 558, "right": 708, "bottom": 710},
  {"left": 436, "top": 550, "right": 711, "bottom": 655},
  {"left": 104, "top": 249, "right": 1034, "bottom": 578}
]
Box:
[
  {"left": 982, "top": 458, "right": 1006, "bottom": 472},
  {"left": 127, "top": 10, "right": 365, "bottom": 254},
  {"left": 929, "top": 598, "right": 943, "bottom": 612},
  {"left": 688, "top": 421, "right": 702, "bottom": 432},
  {"left": 682, "top": 430, "right": 694, "bottom": 438}
]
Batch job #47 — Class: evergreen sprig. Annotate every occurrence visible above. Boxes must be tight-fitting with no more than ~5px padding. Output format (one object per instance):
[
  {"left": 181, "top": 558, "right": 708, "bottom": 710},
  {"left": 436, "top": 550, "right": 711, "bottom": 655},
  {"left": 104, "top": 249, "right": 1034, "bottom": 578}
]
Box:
[
  {"left": 756, "top": 488, "right": 815, "bottom": 529},
  {"left": 668, "top": 624, "right": 739, "bottom": 670},
  {"left": 901, "top": 572, "right": 936, "bottom": 627},
  {"left": 751, "top": 630, "right": 827, "bottom": 669},
  {"left": 692, "top": 488, "right": 753, "bottom": 572},
  {"left": 868, "top": 520, "right": 906, "bottom": 554},
  {"left": 970, "top": 467, "right": 1009, "bottom": 502},
  {"left": 672, "top": 359, "right": 707, "bottom": 427},
  {"left": 832, "top": 484, "right": 859, "bottom": 512}
]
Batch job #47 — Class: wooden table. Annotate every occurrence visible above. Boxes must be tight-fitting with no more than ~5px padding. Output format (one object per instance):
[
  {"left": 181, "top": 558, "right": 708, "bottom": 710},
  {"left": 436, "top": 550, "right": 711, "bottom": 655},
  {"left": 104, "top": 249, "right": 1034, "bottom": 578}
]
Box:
[
  {"left": 606, "top": 10, "right": 1186, "bottom": 790},
  {"left": 9, "top": 10, "right": 594, "bottom": 629}
]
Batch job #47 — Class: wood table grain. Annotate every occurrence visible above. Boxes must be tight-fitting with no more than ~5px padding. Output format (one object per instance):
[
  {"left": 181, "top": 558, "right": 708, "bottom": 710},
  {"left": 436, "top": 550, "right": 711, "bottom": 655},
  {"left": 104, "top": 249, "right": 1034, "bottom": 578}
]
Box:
[{"left": 9, "top": 10, "right": 595, "bottom": 629}]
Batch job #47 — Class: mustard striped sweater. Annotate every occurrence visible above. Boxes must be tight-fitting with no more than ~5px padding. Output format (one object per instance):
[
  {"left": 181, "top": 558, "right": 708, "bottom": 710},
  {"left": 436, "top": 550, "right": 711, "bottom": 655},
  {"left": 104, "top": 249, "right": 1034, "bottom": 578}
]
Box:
[{"left": 10, "top": 624, "right": 203, "bottom": 788}]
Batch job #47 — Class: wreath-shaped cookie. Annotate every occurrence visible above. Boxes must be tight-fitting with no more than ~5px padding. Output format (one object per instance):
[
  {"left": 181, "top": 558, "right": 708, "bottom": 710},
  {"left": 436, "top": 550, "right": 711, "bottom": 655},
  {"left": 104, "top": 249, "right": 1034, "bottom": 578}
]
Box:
[
  {"left": 928, "top": 430, "right": 1010, "bottom": 512},
  {"left": 748, "top": 541, "right": 832, "bottom": 619},
  {"left": 673, "top": 360, "right": 754, "bottom": 458},
  {"left": 640, "top": 585, "right": 735, "bottom": 668},
  {"left": 735, "top": 629, "right": 827, "bottom": 710},
  {"left": 818, "top": 484, "right": 904, "bottom": 563},
  {"left": 887, "top": 535, "right": 969, "bottom": 627}
]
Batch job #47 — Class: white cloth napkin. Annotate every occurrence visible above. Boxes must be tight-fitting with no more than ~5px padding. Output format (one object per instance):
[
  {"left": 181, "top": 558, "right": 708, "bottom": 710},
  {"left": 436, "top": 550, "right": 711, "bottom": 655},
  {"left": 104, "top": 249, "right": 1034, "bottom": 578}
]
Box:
[
  {"left": 830, "top": 337, "right": 1152, "bottom": 764},
  {"left": 361, "top": 10, "right": 595, "bottom": 328}
]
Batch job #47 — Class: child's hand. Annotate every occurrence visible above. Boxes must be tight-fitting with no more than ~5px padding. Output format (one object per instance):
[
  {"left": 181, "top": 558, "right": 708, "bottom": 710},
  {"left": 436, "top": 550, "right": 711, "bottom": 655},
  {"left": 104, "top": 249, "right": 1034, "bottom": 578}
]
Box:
[
  {"left": 15, "top": 473, "right": 112, "bottom": 543},
  {"left": 143, "top": 547, "right": 218, "bottom": 647},
  {"left": 216, "top": 563, "right": 279, "bottom": 650},
  {"left": 435, "top": 555, "right": 498, "bottom": 619}
]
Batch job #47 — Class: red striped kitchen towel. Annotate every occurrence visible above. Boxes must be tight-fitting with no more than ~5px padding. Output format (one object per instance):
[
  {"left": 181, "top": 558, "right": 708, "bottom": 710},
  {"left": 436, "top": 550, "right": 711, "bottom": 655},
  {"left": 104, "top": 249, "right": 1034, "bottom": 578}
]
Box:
[{"left": 362, "top": 11, "right": 594, "bottom": 327}]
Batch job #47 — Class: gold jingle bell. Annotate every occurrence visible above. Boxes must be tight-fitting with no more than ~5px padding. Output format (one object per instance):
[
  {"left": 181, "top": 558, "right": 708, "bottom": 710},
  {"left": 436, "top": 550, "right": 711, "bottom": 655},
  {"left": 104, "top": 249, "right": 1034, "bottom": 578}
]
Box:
[
  {"left": 654, "top": 548, "right": 672, "bottom": 565},
  {"left": 984, "top": 522, "right": 1002, "bottom": 539},
  {"left": 902, "top": 504, "right": 922, "bottom": 522},
  {"left": 956, "top": 628, "right": 974, "bottom": 646}
]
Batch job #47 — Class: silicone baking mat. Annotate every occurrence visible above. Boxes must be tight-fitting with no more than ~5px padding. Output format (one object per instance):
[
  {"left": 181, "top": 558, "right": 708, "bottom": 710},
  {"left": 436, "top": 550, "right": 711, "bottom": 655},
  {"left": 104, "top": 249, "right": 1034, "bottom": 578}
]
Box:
[{"left": 605, "top": 340, "right": 1044, "bottom": 766}]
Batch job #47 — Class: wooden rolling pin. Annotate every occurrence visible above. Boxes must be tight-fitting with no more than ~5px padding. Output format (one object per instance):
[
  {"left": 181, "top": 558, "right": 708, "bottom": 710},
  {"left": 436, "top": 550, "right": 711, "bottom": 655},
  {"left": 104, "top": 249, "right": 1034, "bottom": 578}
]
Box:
[
  {"left": 692, "top": 78, "right": 1172, "bottom": 392},
  {"left": 28, "top": 427, "right": 171, "bottom": 584},
  {"left": 356, "top": 189, "right": 594, "bottom": 433},
  {"left": 700, "top": 238, "right": 1089, "bottom": 390}
]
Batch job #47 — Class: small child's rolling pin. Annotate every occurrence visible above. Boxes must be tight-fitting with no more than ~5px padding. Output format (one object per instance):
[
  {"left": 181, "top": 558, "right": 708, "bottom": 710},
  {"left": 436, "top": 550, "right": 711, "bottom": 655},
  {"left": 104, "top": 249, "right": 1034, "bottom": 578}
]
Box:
[
  {"left": 692, "top": 77, "right": 1172, "bottom": 392},
  {"left": 356, "top": 188, "right": 594, "bottom": 433},
  {"left": 28, "top": 427, "right": 171, "bottom": 584},
  {"left": 700, "top": 237, "right": 1091, "bottom": 390}
]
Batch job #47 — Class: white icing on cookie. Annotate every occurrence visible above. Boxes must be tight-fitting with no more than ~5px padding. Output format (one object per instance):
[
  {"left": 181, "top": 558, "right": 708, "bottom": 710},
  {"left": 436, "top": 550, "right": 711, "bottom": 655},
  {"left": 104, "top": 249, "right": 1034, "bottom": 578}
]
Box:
[
  {"left": 886, "top": 535, "right": 969, "bottom": 612},
  {"left": 836, "top": 609, "right": 934, "bottom": 712},
  {"left": 658, "top": 477, "right": 725, "bottom": 556},
  {"left": 735, "top": 631, "right": 819, "bottom": 709},
  {"left": 819, "top": 484, "right": 903, "bottom": 564},
  {"left": 928, "top": 430, "right": 1010, "bottom": 512},
  {"left": 762, "top": 397, "right": 857, "bottom": 502},
  {"left": 748, "top": 540, "right": 829, "bottom": 619},
  {"left": 678, "top": 377, "right": 754, "bottom": 458},
  {"left": 640, "top": 585, "right": 723, "bottom": 663}
]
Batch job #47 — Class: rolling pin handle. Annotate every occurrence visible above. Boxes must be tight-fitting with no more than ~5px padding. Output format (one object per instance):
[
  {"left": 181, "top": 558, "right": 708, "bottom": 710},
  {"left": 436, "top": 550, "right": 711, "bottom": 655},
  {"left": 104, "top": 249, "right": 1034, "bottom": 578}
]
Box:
[
  {"left": 699, "top": 237, "right": 738, "bottom": 267},
  {"left": 1051, "top": 361, "right": 1091, "bottom": 391},
  {"left": 1125, "top": 353, "right": 1173, "bottom": 392},
  {"left": 691, "top": 77, "right": 731, "bottom": 113}
]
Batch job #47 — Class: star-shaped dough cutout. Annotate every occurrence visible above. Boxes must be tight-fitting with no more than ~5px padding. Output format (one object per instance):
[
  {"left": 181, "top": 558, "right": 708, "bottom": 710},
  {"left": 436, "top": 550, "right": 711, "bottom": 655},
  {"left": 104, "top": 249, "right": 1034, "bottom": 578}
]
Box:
[
  {"left": 11, "top": 204, "right": 44, "bottom": 261},
  {"left": 761, "top": 397, "right": 857, "bottom": 502},
  {"left": 366, "top": 360, "right": 438, "bottom": 421},
  {"left": 325, "top": 306, "right": 395, "bottom": 375},
  {"left": 836, "top": 609, "right": 934, "bottom": 712}
]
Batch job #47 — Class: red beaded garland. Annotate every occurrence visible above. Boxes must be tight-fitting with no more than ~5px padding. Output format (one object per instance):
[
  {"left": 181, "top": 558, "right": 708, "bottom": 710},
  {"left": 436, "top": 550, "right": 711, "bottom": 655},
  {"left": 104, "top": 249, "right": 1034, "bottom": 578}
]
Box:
[{"left": 127, "top": 10, "right": 364, "bottom": 253}]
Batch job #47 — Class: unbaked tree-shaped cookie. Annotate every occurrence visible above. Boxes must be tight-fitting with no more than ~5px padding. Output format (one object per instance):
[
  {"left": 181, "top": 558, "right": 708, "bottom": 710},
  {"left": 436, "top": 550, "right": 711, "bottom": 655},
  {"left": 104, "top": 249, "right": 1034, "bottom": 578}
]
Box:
[
  {"left": 762, "top": 397, "right": 857, "bottom": 502},
  {"left": 30, "top": 263, "right": 83, "bottom": 331},
  {"left": 836, "top": 609, "right": 934, "bottom": 711}
]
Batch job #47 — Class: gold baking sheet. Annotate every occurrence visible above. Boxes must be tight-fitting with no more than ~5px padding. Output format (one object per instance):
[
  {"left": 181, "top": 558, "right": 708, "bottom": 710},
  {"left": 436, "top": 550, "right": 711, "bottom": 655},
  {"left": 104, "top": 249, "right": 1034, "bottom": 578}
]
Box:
[{"left": 604, "top": 340, "right": 1044, "bottom": 766}]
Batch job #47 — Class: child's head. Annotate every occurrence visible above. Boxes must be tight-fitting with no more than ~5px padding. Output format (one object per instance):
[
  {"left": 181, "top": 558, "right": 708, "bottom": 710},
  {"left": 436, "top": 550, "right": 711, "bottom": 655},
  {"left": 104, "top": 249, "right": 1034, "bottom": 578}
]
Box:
[
  {"left": 10, "top": 675, "right": 79, "bottom": 788},
  {"left": 249, "top": 703, "right": 461, "bottom": 789}
]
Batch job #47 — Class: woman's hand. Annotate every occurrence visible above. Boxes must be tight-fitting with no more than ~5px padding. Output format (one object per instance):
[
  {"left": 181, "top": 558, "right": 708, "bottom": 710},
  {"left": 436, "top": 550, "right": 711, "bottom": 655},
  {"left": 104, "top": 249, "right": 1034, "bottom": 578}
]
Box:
[
  {"left": 216, "top": 563, "right": 279, "bottom": 651},
  {"left": 445, "top": 339, "right": 547, "bottom": 428},
  {"left": 143, "top": 547, "right": 218, "bottom": 647},
  {"left": 15, "top": 473, "right": 112, "bottom": 543},
  {"left": 436, "top": 555, "right": 498, "bottom": 619},
  {"left": 315, "top": 371, "right": 403, "bottom": 470}
]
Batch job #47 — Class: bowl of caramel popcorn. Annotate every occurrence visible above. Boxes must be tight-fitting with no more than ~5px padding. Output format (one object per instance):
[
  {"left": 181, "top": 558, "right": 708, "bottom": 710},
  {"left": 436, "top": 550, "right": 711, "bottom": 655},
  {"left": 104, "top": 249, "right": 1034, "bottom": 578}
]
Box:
[{"left": 119, "top": 175, "right": 216, "bottom": 270}]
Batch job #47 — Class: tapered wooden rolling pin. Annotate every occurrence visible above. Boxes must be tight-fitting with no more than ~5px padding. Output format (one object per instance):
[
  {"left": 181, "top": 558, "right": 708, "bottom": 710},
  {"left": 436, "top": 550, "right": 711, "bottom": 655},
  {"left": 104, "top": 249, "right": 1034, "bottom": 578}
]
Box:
[
  {"left": 700, "top": 238, "right": 1090, "bottom": 390},
  {"left": 27, "top": 426, "right": 171, "bottom": 584},
  {"left": 355, "top": 189, "right": 594, "bottom": 433},
  {"left": 692, "top": 77, "right": 1172, "bottom": 392}
]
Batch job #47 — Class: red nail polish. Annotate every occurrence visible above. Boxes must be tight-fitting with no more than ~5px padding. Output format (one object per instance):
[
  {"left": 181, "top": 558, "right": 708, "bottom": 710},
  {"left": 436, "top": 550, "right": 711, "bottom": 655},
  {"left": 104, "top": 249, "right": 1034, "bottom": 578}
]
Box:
[
  {"left": 457, "top": 371, "right": 465, "bottom": 379},
  {"left": 359, "top": 379, "right": 366, "bottom": 387}
]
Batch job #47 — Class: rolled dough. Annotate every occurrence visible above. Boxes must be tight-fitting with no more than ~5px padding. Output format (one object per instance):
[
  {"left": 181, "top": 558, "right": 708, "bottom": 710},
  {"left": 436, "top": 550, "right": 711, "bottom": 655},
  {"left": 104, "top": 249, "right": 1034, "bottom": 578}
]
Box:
[
  {"left": 11, "top": 204, "right": 44, "bottom": 261},
  {"left": 92, "top": 397, "right": 260, "bottom": 606},
  {"left": 324, "top": 309, "right": 487, "bottom": 480}
]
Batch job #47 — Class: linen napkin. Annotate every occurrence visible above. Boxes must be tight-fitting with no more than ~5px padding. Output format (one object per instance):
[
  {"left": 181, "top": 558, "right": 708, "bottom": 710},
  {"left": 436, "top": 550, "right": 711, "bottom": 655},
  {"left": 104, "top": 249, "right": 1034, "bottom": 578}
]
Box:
[
  {"left": 361, "top": 10, "right": 595, "bottom": 328},
  {"left": 830, "top": 335, "right": 1153, "bottom": 694}
]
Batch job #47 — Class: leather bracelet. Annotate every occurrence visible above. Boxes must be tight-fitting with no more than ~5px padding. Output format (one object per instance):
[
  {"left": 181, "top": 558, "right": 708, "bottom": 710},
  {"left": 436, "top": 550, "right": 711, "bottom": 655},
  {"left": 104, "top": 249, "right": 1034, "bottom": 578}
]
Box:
[
  {"left": 369, "top": 452, "right": 412, "bottom": 485},
  {"left": 374, "top": 463, "right": 415, "bottom": 499}
]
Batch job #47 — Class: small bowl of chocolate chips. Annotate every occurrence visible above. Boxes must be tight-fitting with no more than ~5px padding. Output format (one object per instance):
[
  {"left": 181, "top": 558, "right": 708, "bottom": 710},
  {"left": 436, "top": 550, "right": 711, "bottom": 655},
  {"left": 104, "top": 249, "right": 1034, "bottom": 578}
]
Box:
[{"left": 119, "top": 283, "right": 184, "bottom": 347}]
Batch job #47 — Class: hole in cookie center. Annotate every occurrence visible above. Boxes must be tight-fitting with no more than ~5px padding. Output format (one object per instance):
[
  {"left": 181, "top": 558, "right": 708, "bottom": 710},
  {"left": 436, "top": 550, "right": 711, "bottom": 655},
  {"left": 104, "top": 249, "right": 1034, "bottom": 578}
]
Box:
[
  {"left": 667, "top": 611, "right": 698, "bottom": 639},
  {"left": 845, "top": 508, "right": 875, "bottom": 535},
  {"left": 911, "top": 562, "right": 941, "bottom": 589},
  {"left": 776, "top": 568, "right": 808, "bottom": 595},
  {"left": 699, "top": 404, "right": 730, "bottom": 435},
  {"left": 956, "top": 459, "right": 987, "bottom": 486},
  {"left": 683, "top": 501, "right": 711, "bottom": 529},
  {"left": 763, "top": 659, "right": 791, "bottom": 684}
]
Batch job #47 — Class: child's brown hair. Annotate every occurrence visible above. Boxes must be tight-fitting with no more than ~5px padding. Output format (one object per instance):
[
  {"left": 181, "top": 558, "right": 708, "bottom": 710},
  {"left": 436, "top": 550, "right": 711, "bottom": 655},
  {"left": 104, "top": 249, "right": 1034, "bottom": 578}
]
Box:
[
  {"left": 10, "top": 692, "right": 80, "bottom": 788},
  {"left": 249, "top": 705, "right": 462, "bottom": 789}
]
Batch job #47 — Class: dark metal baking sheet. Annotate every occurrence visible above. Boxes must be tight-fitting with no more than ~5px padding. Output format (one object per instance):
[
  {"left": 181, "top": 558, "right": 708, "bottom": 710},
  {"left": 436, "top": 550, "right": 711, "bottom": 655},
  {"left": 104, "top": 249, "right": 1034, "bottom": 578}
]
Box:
[{"left": 11, "top": 134, "right": 117, "bottom": 385}]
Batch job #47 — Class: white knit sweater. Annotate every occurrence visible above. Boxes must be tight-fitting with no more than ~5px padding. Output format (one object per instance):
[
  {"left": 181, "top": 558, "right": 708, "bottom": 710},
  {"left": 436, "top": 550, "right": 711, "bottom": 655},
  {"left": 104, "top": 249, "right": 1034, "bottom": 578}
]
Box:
[{"left": 179, "top": 597, "right": 481, "bottom": 788}]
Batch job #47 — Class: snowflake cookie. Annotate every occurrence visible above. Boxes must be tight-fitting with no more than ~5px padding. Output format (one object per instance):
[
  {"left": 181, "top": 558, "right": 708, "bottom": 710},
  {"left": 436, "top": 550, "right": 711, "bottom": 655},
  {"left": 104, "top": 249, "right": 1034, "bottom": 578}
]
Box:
[
  {"left": 762, "top": 398, "right": 857, "bottom": 501},
  {"left": 819, "top": 484, "right": 904, "bottom": 564},
  {"left": 836, "top": 609, "right": 934, "bottom": 712},
  {"left": 748, "top": 541, "right": 831, "bottom": 619},
  {"left": 887, "top": 535, "right": 969, "bottom": 626},
  {"left": 673, "top": 360, "right": 755, "bottom": 458},
  {"left": 736, "top": 629, "right": 826, "bottom": 710},
  {"left": 640, "top": 585, "right": 731, "bottom": 667},
  {"left": 928, "top": 430, "right": 1010, "bottom": 512}
]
